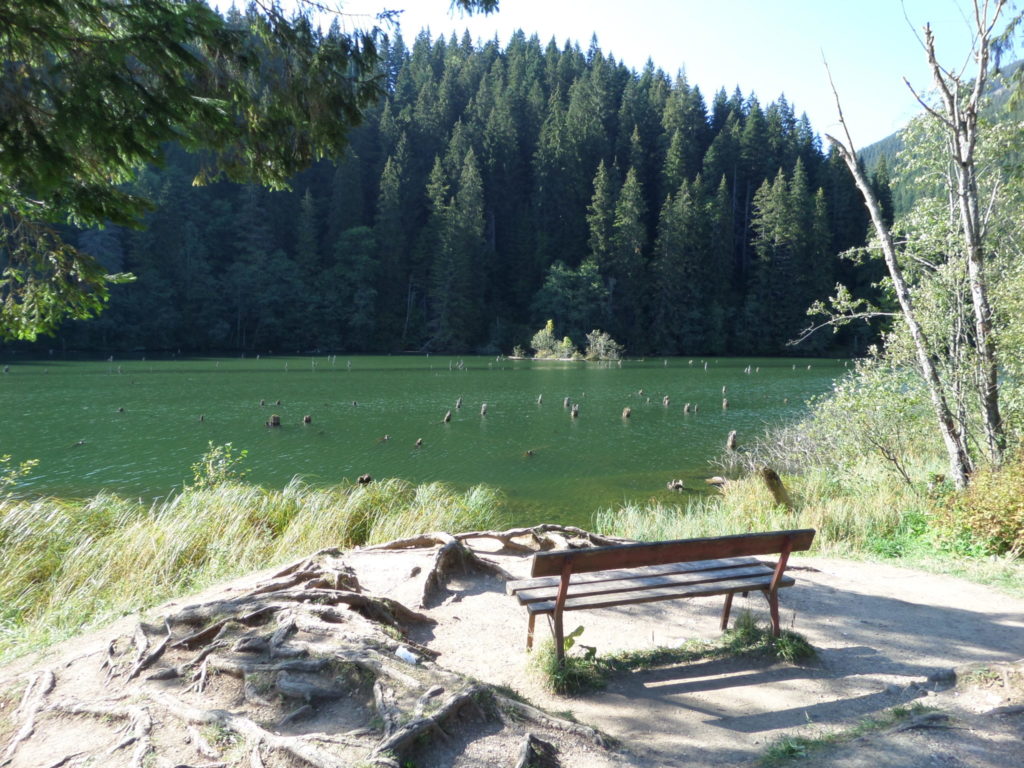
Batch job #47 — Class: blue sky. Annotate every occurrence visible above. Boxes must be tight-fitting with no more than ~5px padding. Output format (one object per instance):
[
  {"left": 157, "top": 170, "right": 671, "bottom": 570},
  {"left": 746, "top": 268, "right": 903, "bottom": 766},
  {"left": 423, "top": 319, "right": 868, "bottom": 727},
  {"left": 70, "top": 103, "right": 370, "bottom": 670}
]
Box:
[{"left": 330, "top": 0, "right": 1009, "bottom": 147}]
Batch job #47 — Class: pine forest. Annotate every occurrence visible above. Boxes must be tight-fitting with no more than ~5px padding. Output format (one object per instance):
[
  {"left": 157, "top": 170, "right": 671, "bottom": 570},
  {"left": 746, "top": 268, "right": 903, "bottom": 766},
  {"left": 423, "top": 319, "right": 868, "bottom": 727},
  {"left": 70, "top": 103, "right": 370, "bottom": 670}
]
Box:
[{"left": 42, "top": 19, "right": 892, "bottom": 357}]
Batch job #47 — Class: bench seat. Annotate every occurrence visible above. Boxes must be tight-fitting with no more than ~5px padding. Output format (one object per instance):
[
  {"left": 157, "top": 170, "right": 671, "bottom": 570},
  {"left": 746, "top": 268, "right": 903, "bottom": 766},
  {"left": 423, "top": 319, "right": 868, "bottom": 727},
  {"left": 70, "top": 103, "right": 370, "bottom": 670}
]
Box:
[
  {"left": 507, "top": 529, "right": 815, "bottom": 663},
  {"left": 518, "top": 570, "right": 794, "bottom": 615}
]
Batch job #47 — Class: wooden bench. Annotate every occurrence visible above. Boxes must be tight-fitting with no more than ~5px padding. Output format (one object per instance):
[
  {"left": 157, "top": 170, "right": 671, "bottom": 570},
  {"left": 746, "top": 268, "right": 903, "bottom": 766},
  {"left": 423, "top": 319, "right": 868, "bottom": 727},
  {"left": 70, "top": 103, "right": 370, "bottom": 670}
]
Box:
[{"left": 506, "top": 528, "right": 816, "bottom": 662}]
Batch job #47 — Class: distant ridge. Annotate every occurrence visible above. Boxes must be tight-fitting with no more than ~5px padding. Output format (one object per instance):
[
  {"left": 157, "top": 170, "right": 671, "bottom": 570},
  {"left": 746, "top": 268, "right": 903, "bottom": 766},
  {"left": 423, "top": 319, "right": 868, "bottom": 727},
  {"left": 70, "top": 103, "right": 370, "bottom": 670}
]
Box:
[
  {"left": 857, "top": 58, "right": 1021, "bottom": 215},
  {"left": 860, "top": 58, "right": 1022, "bottom": 170}
]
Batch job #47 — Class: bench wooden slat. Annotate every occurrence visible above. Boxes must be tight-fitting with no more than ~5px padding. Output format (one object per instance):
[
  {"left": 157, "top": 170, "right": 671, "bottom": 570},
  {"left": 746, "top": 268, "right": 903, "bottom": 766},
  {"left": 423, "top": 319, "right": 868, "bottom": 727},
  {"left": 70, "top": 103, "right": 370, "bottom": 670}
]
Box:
[
  {"left": 526, "top": 573, "right": 795, "bottom": 615},
  {"left": 506, "top": 556, "right": 764, "bottom": 595},
  {"left": 513, "top": 563, "right": 775, "bottom": 605},
  {"left": 530, "top": 528, "right": 816, "bottom": 577}
]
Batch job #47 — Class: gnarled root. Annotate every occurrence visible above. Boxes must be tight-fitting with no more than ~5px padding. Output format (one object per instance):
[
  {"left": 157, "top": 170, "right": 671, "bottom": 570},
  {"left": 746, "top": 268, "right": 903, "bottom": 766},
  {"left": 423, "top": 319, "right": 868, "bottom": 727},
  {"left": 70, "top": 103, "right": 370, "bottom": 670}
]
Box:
[
  {"left": 153, "top": 691, "right": 347, "bottom": 768},
  {"left": 421, "top": 534, "right": 516, "bottom": 607},
  {"left": 2, "top": 668, "right": 55, "bottom": 764},
  {"left": 365, "top": 525, "right": 633, "bottom": 554},
  {"left": 370, "top": 683, "right": 487, "bottom": 759},
  {"left": 46, "top": 699, "right": 152, "bottom": 768},
  {"left": 496, "top": 695, "right": 608, "bottom": 748},
  {"left": 3, "top": 543, "right": 619, "bottom": 768}
]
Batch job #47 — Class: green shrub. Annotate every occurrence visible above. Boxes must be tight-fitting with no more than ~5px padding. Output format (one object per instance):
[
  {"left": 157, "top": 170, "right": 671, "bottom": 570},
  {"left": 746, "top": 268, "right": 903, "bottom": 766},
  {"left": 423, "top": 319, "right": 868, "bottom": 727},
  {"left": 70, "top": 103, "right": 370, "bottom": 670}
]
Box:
[
  {"left": 935, "top": 454, "right": 1024, "bottom": 556},
  {"left": 188, "top": 442, "right": 248, "bottom": 490}
]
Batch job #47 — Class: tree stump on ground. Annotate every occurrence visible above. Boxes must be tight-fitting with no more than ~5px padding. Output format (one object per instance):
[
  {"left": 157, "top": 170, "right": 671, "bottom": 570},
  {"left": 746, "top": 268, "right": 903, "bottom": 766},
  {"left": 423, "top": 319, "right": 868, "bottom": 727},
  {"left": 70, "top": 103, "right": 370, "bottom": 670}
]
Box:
[{"left": 759, "top": 467, "right": 793, "bottom": 509}]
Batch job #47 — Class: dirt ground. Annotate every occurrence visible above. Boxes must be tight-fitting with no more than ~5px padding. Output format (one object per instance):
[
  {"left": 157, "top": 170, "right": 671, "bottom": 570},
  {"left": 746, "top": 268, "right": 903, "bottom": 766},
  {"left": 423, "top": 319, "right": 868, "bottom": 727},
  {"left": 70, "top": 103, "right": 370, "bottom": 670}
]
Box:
[{"left": 2, "top": 535, "right": 1022, "bottom": 768}]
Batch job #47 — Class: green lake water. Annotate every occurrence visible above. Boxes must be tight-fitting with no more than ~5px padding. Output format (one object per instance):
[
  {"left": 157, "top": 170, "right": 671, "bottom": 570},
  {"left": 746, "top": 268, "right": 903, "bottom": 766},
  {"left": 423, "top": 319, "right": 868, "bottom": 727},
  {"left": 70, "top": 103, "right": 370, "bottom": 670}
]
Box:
[{"left": 0, "top": 355, "right": 847, "bottom": 527}]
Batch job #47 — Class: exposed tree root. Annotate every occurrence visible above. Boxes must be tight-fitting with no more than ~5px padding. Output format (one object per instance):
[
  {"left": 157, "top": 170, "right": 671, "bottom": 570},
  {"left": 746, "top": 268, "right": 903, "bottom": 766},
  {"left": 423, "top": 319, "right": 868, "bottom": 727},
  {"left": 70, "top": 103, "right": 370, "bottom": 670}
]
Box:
[
  {"left": 46, "top": 699, "right": 152, "bottom": 768},
  {"left": 496, "top": 695, "right": 608, "bottom": 748},
  {"left": 1, "top": 668, "right": 55, "bottom": 765},
  {"left": 39, "top": 753, "right": 85, "bottom": 768},
  {"left": 127, "top": 622, "right": 171, "bottom": 679},
  {"left": 421, "top": 534, "right": 517, "bottom": 607},
  {"left": 153, "top": 690, "right": 346, "bottom": 768},
  {"left": 2, "top": 544, "right": 617, "bottom": 768},
  {"left": 365, "top": 525, "right": 632, "bottom": 553},
  {"left": 187, "top": 723, "right": 220, "bottom": 758},
  {"left": 373, "top": 680, "right": 400, "bottom": 736},
  {"left": 371, "top": 683, "right": 488, "bottom": 758}
]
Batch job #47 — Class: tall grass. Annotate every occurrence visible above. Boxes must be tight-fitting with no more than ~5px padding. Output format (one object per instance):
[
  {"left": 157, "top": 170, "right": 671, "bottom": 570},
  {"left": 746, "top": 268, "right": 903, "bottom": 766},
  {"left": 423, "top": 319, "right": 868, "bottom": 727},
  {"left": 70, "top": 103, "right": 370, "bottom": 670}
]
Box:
[
  {"left": 0, "top": 478, "right": 506, "bottom": 662},
  {"left": 594, "top": 460, "right": 926, "bottom": 556},
  {"left": 593, "top": 459, "right": 1024, "bottom": 595}
]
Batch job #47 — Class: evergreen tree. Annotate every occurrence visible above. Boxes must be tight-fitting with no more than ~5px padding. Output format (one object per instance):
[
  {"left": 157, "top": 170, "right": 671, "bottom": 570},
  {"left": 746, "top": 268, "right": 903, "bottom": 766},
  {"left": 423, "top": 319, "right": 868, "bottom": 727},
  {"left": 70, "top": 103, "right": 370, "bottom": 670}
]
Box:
[
  {"left": 374, "top": 154, "right": 410, "bottom": 348},
  {"left": 586, "top": 161, "right": 618, "bottom": 271},
  {"left": 649, "top": 179, "right": 714, "bottom": 353},
  {"left": 328, "top": 227, "right": 379, "bottom": 350},
  {"left": 531, "top": 259, "right": 610, "bottom": 343},
  {"left": 608, "top": 167, "right": 648, "bottom": 347}
]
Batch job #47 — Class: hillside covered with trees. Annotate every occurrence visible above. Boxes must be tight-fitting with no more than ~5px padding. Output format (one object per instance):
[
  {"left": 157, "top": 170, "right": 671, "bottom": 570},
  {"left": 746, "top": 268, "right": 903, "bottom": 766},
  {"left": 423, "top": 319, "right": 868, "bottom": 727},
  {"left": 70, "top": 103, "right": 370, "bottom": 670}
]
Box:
[{"left": 30, "top": 10, "right": 890, "bottom": 357}]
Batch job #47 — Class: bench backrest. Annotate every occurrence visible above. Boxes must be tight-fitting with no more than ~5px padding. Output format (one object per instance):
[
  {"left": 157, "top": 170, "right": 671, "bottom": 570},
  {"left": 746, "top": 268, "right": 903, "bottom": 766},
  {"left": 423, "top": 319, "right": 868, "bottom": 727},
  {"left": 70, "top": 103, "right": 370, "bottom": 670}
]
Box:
[{"left": 530, "top": 529, "right": 816, "bottom": 578}]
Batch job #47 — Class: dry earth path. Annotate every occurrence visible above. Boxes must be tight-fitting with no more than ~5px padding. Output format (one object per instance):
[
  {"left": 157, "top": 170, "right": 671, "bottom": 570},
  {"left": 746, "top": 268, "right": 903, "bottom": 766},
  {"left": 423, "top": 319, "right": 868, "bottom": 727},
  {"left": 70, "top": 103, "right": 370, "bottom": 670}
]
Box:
[{"left": 2, "top": 533, "right": 1022, "bottom": 768}]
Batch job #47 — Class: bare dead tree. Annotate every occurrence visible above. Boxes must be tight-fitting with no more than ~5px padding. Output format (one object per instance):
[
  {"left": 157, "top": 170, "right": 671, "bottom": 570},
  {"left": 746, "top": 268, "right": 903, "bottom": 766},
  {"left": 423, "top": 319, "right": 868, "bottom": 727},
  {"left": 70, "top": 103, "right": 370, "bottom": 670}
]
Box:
[
  {"left": 824, "top": 71, "right": 972, "bottom": 488},
  {"left": 822, "top": 0, "right": 1012, "bottom": 487},
  {"left": 909, "top": 1, "right": 1008, "bottom": 465}
]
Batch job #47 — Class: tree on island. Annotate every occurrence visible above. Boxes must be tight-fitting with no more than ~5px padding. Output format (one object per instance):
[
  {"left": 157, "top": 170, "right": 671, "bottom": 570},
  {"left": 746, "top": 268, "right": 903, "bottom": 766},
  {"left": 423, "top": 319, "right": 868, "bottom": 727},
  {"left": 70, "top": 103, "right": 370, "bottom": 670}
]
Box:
[
  {"left": 530, "top": 319, "right": 561, "bottom": 358},
  {"left": 530, "top": 319, "right": 622, "bottom": 361},
  {"left": 584, "top": 329, "right": 624, "bottom": 361}
]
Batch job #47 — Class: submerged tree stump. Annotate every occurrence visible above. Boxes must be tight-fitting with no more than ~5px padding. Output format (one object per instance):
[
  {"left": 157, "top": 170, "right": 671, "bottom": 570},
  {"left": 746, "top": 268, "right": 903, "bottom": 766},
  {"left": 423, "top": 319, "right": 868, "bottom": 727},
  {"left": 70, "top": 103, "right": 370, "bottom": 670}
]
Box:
[
  {"left": 725, "top": 430, "right": 737, "bottom": 452},
  {"left": 266, "top": 414, "right": 281, "bottom": 427}
]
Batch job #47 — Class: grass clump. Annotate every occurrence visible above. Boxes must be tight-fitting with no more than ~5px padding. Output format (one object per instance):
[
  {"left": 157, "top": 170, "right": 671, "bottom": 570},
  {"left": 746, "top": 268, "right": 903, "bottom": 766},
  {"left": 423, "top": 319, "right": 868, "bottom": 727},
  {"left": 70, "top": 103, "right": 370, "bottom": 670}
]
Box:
[
  {"left": 531, "top": 613, "right": 815, "bottom": 696},
  {"left": 760, "top": 702, "right": 935, "bottom": 766},
  {"left": 0, "top": 459, "right": 507, "bottom": 662}
]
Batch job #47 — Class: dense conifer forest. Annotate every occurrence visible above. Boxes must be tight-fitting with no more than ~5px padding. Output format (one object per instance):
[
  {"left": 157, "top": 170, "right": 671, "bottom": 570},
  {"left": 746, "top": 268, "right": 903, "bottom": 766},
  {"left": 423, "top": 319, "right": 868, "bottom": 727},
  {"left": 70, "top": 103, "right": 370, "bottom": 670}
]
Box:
[{"left": 39, "top": 21, "right": 892, "bottom": 356}]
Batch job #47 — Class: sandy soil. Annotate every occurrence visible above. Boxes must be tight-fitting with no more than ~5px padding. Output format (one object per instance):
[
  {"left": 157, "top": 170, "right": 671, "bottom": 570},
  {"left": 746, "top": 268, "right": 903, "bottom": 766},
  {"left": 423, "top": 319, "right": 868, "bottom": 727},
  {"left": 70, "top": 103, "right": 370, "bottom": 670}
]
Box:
[{"left": 2, "top": 538, "right": 1022, "bottom": 768}]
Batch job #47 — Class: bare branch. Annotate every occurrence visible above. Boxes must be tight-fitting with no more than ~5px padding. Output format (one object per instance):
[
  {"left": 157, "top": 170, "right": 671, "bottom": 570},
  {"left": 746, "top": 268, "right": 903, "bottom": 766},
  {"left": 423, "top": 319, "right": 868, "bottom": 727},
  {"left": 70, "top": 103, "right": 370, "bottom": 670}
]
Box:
[{"left": 788, "top": 311, "right": 897, "bottom": 347}]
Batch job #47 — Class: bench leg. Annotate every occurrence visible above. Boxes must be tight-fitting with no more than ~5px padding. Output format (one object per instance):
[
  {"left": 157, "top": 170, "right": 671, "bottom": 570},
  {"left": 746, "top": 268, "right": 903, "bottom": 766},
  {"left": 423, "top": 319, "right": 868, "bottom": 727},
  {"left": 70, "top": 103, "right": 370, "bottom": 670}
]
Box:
[
  {"left": 763, "top": 589, "right": 781, "bottom": 637},
  {"left": 553, "top": 611, "right": 565, "bottom": 664},
  {"left": 526, "top": 613, "right": 536, "bottom": 650},
  {"left": 720, "top": 592, "right": 734, "bottom": 630}
]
